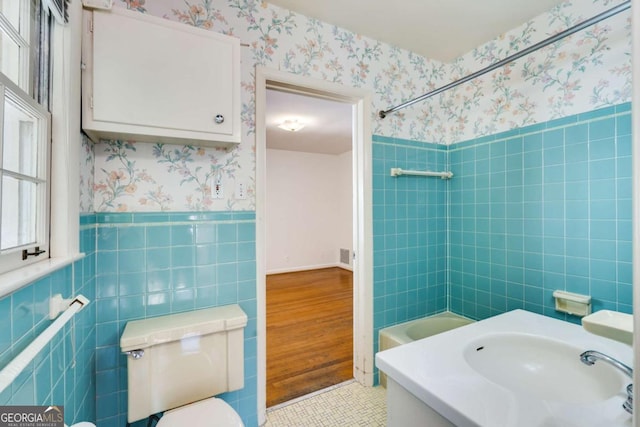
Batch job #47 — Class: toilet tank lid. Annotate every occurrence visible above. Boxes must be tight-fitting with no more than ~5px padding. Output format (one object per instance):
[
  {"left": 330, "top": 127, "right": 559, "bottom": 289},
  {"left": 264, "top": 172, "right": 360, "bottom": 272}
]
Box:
[{"left": 120, "top": 304, "right": 248, "bottom": 351}]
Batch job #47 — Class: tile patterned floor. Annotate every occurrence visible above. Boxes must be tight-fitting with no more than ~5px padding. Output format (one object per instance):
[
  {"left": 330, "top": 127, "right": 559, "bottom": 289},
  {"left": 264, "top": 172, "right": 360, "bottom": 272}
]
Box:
[{"left": 265, "top": 380, "right": 387, "bottom": 427}]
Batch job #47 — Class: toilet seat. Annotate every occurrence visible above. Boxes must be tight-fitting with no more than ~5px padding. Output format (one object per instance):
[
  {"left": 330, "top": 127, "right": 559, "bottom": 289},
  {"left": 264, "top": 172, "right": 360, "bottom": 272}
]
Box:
[{"left": 156, "top": 397, "right": 244, "bottom": 427}]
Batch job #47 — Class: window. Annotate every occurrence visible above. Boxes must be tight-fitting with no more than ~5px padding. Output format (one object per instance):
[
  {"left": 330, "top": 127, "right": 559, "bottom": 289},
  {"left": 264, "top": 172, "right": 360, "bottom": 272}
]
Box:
[{"left": 0, "top": 0, "right": 52, "bottom": 274}]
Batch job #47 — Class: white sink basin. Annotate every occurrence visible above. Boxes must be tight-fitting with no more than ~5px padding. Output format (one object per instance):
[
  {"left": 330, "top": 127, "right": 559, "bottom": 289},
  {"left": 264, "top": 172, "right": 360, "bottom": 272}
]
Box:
[
  {"left": 377, "top": 310, "right": 633, "bottom": 427},
  {"left": 463, "top": 333, "right": 625, "bottom": 404}
]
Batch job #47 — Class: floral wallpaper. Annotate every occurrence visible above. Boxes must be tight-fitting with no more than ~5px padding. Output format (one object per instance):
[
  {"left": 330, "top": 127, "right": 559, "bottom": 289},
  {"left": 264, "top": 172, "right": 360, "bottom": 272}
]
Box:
[
  {"left": 84, "top": 0, "right": 631, "bottom": 212},
  {"left": 92, "top": 141, "right": 244, "bottom": 211},
  {"left": 79, "top": 134, "right": 94, "bottom": 213},
  {"left": 441, "top": 0, "right": 631, "bottom": 142}
]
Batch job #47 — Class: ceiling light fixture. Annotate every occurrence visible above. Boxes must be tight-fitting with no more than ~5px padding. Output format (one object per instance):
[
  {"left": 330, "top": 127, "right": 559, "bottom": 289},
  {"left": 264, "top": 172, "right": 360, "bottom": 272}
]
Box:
[{"left": 277, "top": 120, "right": 305, "bottom": 132}]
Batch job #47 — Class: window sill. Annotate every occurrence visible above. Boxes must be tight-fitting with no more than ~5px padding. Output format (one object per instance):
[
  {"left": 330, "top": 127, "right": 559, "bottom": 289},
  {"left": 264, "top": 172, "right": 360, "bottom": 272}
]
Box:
[{"left": 0, "top": 253, "right": 86, "bottom": 299}]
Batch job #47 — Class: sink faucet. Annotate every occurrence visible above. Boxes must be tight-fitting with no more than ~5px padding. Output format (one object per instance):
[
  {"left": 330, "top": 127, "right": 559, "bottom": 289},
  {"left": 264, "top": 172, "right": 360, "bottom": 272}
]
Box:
[
  {"left": 580, "top": 350, "right": 633, "bottom": 415},
  {"left": 580, "top": 350, "right": 633, "bottom": 378}
]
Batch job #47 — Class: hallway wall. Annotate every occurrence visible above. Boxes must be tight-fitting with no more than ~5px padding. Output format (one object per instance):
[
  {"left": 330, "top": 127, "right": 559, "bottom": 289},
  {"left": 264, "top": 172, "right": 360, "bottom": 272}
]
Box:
[{"left": 266, "top": 149, "right": 352, "bottom": 273}]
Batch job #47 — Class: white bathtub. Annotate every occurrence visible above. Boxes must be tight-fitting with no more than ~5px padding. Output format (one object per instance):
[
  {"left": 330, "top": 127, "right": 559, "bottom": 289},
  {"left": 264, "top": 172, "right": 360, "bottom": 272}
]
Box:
[
  {"left": 376, "top": 309, "right": 633, "bottom": 427},
  {"left": 378, "top": 312, "right": 475, "bottom": 387}
]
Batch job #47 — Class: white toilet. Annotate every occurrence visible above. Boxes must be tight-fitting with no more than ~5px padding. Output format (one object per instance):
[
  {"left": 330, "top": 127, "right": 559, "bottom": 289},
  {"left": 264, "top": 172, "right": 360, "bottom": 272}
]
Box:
[{"left": 120, "top": 304, "right": 248, "bottom": 426}]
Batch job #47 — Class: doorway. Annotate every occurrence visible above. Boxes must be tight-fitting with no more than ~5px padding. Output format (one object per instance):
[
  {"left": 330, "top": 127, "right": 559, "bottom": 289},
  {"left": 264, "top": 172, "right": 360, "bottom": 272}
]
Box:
[
  {"left": 255, "top": 67, "right": 373, "bottom": 424},
  {"left": 264, "top": 88, "right": 354, "bottom": 406}
]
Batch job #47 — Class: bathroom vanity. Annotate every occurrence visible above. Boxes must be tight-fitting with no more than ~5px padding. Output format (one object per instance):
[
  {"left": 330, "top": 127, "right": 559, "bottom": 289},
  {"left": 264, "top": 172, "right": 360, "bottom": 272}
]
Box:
[{"left": 376, "top": 309, "right": 633, "bottom": 427}]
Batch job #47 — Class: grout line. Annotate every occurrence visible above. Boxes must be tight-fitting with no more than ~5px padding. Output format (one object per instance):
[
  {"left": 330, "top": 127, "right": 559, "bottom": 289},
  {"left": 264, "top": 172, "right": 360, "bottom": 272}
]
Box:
[
  {"left": 266, "top": 379, "right": 357, "bottom": 412},
  {"left": 96, "top": 219, "right": 255, "bottom": 228}
]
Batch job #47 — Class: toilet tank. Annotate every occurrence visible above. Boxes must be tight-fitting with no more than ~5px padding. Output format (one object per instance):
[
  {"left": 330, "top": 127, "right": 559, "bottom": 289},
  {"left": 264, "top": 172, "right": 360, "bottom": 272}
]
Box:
[{"left": 120, "top": 304, "right": 248, "bottom": 423}]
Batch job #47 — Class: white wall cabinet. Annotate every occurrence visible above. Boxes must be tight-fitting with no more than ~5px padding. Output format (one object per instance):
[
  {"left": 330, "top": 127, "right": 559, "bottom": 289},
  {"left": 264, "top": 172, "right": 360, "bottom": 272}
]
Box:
[{"left": 81, "top": 7, "right": 241, "bottom": 147}]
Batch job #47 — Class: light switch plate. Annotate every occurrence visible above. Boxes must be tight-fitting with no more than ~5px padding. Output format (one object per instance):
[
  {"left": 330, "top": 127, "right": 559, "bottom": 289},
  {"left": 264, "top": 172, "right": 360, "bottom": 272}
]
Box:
[{"left": 235, "top": 182, "right": 246, "bottom": 199}]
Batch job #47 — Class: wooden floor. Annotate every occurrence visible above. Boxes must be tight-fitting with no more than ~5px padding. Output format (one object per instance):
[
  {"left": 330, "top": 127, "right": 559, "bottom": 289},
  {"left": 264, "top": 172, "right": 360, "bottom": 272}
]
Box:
[{"left": 267, "top": 267, "right": 353, "bottom": 407}]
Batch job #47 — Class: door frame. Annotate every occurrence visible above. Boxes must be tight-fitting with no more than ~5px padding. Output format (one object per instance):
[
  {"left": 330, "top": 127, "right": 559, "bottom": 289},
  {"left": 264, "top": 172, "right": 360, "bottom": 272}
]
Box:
[{"left": 255, "top": 66, "right": 374, "bottom": 424}]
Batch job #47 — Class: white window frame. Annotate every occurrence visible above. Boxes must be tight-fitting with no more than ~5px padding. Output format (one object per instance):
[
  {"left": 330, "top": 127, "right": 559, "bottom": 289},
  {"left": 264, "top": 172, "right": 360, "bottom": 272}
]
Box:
[
  {"left": 0, "top": 1, "right": 51, "bottom": 274},
  {"left": 0, "top": 71, "right": 51, "bottom": 273},
  {"left": 0, "top": 1, "right": 31, "bottom": 93},
  {"left": 0, "top": 0, "right": 81, "bottom": 297}
]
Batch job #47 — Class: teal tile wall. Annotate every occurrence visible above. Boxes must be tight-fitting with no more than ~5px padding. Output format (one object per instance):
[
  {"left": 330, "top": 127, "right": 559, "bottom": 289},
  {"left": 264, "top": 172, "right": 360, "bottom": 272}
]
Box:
[
  {"left": 372, "top": 136, "right": 448, "bottom": 356},
  {"left": 448, "top": 104, "right": 632, "bottom": 321},
  {"left": 2, "top": 104, "right": 633, "bottom": 425},
  {"left": 93, "top": 212, "right": 257, "bottom": 427},
  {"left": 0, "top": 214, "right": 97, "bottom": 425}
]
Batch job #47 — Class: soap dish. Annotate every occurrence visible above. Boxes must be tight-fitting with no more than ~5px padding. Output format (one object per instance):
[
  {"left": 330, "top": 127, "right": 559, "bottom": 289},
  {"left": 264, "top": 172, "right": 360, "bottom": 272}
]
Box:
[
  {"left": 553, "top": 290, "right": 591, "bottom": 317},
  {"left": 582, "top": 310, "right": 633, "bottom": 345}
]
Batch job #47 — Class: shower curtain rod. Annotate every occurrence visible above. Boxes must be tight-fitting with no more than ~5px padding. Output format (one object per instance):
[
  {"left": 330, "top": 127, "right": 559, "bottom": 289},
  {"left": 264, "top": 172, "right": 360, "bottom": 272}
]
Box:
[{"left": 378, "top": 0, "right": 631, "bottom": 119}]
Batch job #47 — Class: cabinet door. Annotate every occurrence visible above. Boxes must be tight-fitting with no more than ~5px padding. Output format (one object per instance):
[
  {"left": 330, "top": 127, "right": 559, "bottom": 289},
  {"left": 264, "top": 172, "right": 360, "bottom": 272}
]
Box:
[{"left": 91, "top": 10, "right": 235, "bottom": 136}]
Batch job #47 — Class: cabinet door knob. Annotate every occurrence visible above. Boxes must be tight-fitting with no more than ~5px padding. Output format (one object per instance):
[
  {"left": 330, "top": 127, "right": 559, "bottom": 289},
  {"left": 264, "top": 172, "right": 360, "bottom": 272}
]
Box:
[{"left": 214, "top": 114, "right": 225, "bottom": 124}]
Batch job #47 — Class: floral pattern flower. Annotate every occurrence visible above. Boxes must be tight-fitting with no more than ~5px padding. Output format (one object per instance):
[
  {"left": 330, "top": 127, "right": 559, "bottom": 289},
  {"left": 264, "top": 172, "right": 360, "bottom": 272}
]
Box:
[
  {"left": 152, "top": 143, "right": 241, "bottom": 210},
  {"left": 93, "top": 141, "right": 163, "bottom": 211},
  {"left": 79, "top": 135, "right": 95, "bottom": 213},
  {"left": 283, "top": 19, "right": 334, "bottom": 77},
  {"left": 332, "top": 27, "right": 382, "bottom": 87},
  {"left": 122, "top": 0, "right": 146, "bottom": 13},
  {"left": 171, "top": 0, "right": 228, "bottom": 29},
  {"left": 92, "top": 0, "right": 630, "bottom": 212},
  {"left": 228, "top": 0, "right": 295, "bottom": 66}
]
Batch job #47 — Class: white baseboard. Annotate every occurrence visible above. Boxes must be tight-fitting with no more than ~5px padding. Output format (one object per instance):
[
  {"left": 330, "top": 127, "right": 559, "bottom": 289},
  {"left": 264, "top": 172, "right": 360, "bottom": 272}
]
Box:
[
  {"left": 338, "top": 263, "right": 353, "bottom": 272},
  {"left": 267, "top": 263, "right": 352, "bottom": 275}
]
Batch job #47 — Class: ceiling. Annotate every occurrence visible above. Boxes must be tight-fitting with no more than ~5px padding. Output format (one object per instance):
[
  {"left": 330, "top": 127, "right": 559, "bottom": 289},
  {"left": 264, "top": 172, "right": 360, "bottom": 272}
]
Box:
[
  {"left": 265, "top": 0, "right": 567, "bottom": 154},
  {"left": 267, "top": 0, "right": 566, "bottom": 62},
  {"left": 266, "top": 89, "right": 353, "bottom": 155}
]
